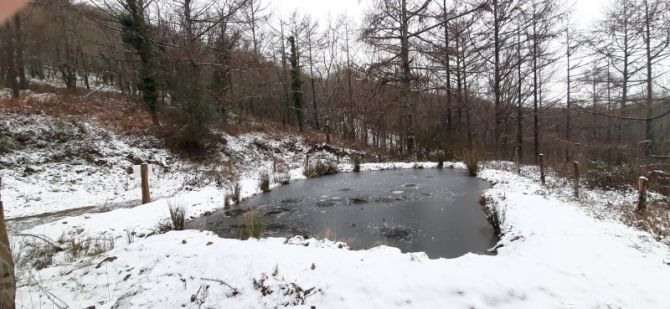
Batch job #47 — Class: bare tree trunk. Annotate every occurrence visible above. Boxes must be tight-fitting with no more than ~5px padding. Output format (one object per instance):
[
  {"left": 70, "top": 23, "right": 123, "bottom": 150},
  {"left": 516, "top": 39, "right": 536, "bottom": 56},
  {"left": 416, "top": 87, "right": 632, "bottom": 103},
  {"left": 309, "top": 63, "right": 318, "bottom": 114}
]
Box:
[
  {"left": 606, "top": 58, "right": 613, "bottom": 163},
  {"left": 619, "top": 1, "right": 630, "bottom": 148},
  {"left": 643, "top": 0, "right": 654, "bottom": 155},
  {"left": 13, "top": 14, "right": 26, "bottom": 89},
  {"left": 279, "top": 21, "right": 290, "bottom": 128},
  {"left": 401, "top": 0, "right": 416, "bottom": 158},
  {"left": 307, "top": 30, "right": 319, "bottom": 130},
  {"left": 3, "top": 24, "right": 19, "bottom": 98},
  {"left": 493, "top": 0, "right": 502, "bottom": 157},
  {"left": 443, "top": 0, "right": 453, "bottom": 138},
  {"left": 462, "top": 34, "right": 472, "bottom": 150},
  {"left": 532, "top": 14, "right": 540, "bottom": 164},
  {"left": 516, "top": 23, "right": 524, "bottom": 162},
  {"left": 565, "top": 28, "right": 572, "bottom": 162},
  {"left": 345, "top": 23, "right": 355, "bottom": 141}
]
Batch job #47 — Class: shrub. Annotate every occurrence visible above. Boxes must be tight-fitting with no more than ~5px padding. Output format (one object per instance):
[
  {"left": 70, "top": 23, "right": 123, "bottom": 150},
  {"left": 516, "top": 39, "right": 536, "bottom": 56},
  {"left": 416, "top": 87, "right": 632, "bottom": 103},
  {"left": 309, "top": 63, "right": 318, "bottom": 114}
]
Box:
[
  {"left": 50, "top": 121, "right": 78, "bottom": 143},
  {"left": 168, "top": 200, "right": 187, "bottom": 231},
  {"left": 58, "top": 234, "right": 91, "bottom": 262},
  {"left": 437, "top": 151, "right": 445, "bottom": 169},
  {"left": 584, "top": 161, "right": 639, "bottom": 191},
  {"left": 16, "top": 238, "right": 58, "bottom": 269},
  {"left": 163, "top": 124, "right": 216, "bottom": 155},
  {"left": 0, "top": 136, "right": 17, "bottom": 154},
  {"left": 353, "top": 157, "right": 361, "bottom": 173},
  {"left": 304, "top": 160, "right": 338, "bottom": 178},
  {"left": 89, "top": 236, "right": 115, "bottom": 256},
  {"left": 463, "top": 150, "right": 479, "bottom": 177},
  {"left": 155, "top": 219, "right": 173, "bottom": 234},
  {"left": 162, "top": 63, "right": 218, "bottom": 155},
  {"left": 259, "top": 171, "right": 271, "bottom": 192},
  {"left": 621, "top": 202, "right": 670, "bottom": 239}
]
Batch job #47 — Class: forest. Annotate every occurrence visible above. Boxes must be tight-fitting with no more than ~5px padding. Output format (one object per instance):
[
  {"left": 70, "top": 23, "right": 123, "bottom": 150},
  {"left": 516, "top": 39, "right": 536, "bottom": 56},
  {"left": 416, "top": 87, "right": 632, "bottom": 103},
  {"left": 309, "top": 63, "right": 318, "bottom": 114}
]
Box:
[{"left": 2, "top": 0, "right": 669, "bottom": 167}]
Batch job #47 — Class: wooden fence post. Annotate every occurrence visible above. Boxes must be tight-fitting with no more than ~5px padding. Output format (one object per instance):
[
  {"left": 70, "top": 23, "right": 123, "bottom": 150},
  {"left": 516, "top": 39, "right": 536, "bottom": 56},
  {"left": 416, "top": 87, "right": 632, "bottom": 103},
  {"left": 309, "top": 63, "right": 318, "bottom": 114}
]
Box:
[
  {"left": 515, "top": 147, "right": 521, "bottom": 174},
  {"left": 637, "top": 176, "right": 648, "bottom": 212},
  {"left": 141, "top": 163, "right": 151, "bottom": 204},
  {"left": 573, "top": 161, "right": 580, "bottom": 198},
  {"left": 325, "top": 116, "right": 331, "bottom": 144},
  {"left": 0, "top": 178, "right": 16, "bottom": 309},
  {"left": 539, "top": 154, "right": 546, "bottom": 185}
]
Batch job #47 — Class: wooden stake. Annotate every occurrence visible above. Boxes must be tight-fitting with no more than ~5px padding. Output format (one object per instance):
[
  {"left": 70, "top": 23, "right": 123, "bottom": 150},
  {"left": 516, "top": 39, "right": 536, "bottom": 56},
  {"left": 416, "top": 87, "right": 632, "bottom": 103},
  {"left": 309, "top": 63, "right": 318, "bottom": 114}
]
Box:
[
  {"left": 141, "top": 163, "right": 151, "bottom": 204},
  {"left": 0, "top": 177, "right": 16, "bottom": 309},
  {"left": 637, "top": 176, "right": 648, "bottom": 212},
  {"left": 573, "top": 161, "right": 580, "bottom": 198},
  {"left": 539, "top": 154, "right": 546, "bottom": 185},
  {"left": 515, "top": 147, "right": 521, "bottom": 174}
]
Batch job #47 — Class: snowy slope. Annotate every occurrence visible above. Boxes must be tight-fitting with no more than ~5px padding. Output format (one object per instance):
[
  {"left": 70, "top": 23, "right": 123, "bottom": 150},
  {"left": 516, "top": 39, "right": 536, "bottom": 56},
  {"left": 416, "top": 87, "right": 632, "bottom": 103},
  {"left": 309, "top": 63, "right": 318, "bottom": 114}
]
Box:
[{"left": 0, "top": 111, "right": 348, "bottom": 222}]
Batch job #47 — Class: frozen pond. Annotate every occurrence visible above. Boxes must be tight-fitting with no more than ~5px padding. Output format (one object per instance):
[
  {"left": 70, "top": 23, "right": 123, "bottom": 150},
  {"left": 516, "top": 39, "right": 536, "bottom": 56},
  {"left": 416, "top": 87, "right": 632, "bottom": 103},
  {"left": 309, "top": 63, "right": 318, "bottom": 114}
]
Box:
[{"left": 187, "top": 168, "right": 498, "bottom": 259}]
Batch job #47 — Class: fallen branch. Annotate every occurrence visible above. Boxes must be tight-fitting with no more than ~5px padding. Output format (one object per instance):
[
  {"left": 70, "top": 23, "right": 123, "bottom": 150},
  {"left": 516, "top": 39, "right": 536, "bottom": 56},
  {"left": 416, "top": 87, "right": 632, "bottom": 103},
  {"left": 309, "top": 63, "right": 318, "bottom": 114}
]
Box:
[
  {"left": 200, "top": 277, "right": 240, "bottom": 295},
  {"left": 574, "top": 105, "right": 670, "bottom": 121}
]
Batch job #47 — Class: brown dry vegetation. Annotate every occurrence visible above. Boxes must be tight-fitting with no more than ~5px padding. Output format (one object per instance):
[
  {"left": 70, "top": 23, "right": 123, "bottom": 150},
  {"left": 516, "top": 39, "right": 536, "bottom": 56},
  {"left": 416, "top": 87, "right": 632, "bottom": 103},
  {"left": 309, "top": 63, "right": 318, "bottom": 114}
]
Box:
[
  {"left": 0, "top": 89, "right": 154, "bottom": 135},
  {"left": 0, "top": 87, "right": 382, "bottom": 162},
  {"left": 622, "top": 202, "right": 670, "bottom": 239}
]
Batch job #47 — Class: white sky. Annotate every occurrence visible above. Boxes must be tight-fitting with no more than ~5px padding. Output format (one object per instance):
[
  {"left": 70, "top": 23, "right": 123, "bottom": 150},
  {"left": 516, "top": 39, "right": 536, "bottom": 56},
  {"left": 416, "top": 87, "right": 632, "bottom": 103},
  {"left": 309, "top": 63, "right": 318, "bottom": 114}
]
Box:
[
  {"left": 272, "top": 0, "right": 612, "bottom": 29},
  {"left": 272, "top": 0, "right": 368, "bottom": 22}
]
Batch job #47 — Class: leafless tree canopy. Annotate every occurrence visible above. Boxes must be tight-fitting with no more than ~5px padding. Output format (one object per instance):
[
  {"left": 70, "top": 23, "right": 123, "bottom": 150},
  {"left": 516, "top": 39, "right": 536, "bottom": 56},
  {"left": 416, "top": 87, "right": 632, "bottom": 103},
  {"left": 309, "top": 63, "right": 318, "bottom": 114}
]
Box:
[{"left": 1, "top": 0, "right": 670, "bottom": 163}]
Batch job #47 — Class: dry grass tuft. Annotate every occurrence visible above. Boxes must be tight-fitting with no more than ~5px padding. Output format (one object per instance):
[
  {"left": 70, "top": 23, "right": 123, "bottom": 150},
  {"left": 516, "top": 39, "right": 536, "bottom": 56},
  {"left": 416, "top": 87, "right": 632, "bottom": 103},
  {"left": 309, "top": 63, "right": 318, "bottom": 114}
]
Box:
[
  {"left": 259, "top": 171, "right": 271, "bottom": 192},
  {"left": 353, "top": 157, "right": 361, "bottom": 173},
  {"left": 622, "top": 202, "right": 670, "bottom": 239},
  {"left": 242, "top": 211, "right": 264, "bottom": 239},
  {"left": 304, "top": 159, "right": 338, "bottom": 178},
  {"left": 463, "top": 150, "right": 479, "bottom": 177},
  {"left": 232, "top": 182, "right": 242, "bottom": 203},
  {"left": 168, "top": 199, "right": 187, "bottom": 231}
]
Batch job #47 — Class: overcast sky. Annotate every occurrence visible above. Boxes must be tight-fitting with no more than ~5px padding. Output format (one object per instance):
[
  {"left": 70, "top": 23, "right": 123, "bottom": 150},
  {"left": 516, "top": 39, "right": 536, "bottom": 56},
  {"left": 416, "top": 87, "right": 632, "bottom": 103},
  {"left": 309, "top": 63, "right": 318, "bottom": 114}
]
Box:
[{"left": 271, "top": 0, "right": 611, "bottom": 29}]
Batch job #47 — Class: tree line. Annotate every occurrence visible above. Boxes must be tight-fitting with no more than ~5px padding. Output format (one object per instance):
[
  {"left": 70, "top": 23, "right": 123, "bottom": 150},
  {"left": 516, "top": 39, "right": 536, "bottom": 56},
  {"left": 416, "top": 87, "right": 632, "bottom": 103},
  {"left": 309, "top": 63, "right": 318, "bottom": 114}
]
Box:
[{"left": 1, "top": 0, "right": 669, "bottom": 164}]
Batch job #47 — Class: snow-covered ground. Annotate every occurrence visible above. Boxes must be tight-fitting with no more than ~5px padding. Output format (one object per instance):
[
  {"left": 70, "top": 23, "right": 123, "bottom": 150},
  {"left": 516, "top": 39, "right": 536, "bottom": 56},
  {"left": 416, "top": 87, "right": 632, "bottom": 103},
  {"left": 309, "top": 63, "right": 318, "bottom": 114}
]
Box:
[
  {"left": 2, "top": 105, "right": 669, "bottom": 308},
  {"left": 14, "top": 164, "right": 670, "bottom": 308}
]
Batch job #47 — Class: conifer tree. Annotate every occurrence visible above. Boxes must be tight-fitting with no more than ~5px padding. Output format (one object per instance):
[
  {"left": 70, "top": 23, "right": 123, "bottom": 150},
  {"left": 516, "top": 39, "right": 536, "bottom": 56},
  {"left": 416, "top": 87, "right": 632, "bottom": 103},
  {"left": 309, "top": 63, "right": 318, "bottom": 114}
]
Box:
[{"left": 120, "top": 0, "right": 159, "bottom": 125}]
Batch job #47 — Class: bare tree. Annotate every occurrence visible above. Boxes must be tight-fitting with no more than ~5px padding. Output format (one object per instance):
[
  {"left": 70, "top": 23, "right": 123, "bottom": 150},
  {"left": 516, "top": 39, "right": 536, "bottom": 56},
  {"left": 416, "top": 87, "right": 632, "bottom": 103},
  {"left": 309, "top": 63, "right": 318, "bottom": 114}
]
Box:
[
  {"left": 640, "top": 0, "right": 669, "bottom": 154},
  {"left": 362, "top": 0, "right": 433, "bottom": 157}
]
